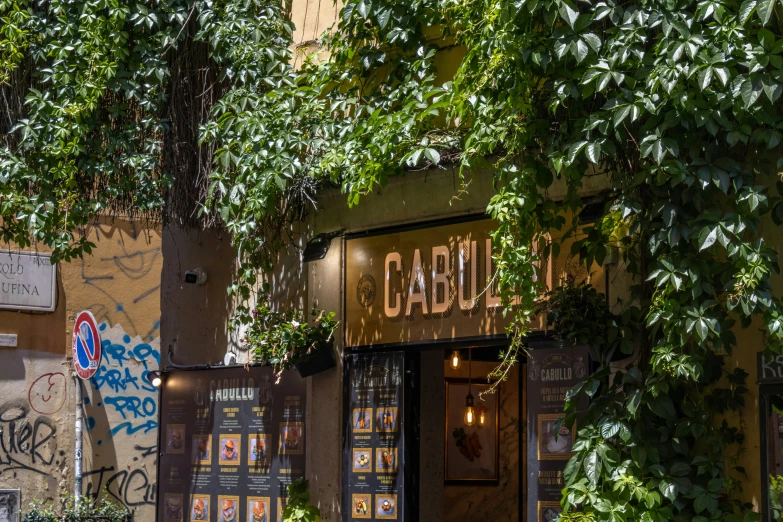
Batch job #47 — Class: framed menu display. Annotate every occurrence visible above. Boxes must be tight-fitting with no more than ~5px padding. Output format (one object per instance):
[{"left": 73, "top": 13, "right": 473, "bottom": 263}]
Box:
[
  {"left": 526, "top": 345, "right": 589, "bottom": 522},
  {"left": 157, "top": 366, "right": 306, "bottom": 522},
  {"left": 342, "top": 352, "right": 412, "bottom": 521}
]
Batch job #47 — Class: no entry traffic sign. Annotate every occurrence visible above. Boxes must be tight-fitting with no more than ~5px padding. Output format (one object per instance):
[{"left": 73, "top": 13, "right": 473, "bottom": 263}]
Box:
[{"left": 72, "top": 311, "right": 102, "bottom": 380}]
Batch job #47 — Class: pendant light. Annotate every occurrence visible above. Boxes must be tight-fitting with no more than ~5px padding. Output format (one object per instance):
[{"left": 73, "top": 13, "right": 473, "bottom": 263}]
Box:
[
  {"left": 464, "top": 348, "right": 476, "bottom": 426},
  {"left": 449, "top": 350, "right": 462, "bottom": 370}
]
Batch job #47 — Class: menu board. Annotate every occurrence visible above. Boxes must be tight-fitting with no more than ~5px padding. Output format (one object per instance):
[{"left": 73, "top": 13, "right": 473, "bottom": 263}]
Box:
[
  {"left": 526, "top": 345, "right": 589, "bottom": 522},
  {"left": 157, "top": 367, "right": 306, "bottom": 522},
  {"left": 342, "top": 352, "right": 405, "bottom": 521}
]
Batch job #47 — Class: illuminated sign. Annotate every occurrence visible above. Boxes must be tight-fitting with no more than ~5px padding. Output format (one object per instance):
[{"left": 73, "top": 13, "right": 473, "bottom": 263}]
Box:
[{"left": 344, "top": 218, "right": 551, "bottom": 347}]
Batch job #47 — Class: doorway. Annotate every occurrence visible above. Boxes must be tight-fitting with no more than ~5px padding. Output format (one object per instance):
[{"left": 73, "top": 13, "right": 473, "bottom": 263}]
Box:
[{"left": 418, "top": 346, "right": 522, "bottom": 522}]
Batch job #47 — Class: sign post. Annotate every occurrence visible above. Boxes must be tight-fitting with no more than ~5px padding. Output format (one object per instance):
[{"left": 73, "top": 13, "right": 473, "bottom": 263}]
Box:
[{"left": 71, "top": 311, "right": 102, "bottom": 499}]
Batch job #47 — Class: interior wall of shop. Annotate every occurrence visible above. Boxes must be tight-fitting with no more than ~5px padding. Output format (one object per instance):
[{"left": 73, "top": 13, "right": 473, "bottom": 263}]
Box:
[
  {"left": 442, "top": 358, "right": 520, "bottom": 522},
  {"left": 0, "top": 218, "right": 162, "bottom": 520}
]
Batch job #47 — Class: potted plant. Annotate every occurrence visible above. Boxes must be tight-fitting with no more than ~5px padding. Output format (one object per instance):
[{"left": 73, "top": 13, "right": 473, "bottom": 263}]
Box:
[
  {"left": 243, "top": 301, "right": 339, "bottom": 378},
  {"left": 535, "top": 275, "right": 637, "bottom": 363},
  {"left": 282, "top": 478, "right": 321, "bottom": 522}
]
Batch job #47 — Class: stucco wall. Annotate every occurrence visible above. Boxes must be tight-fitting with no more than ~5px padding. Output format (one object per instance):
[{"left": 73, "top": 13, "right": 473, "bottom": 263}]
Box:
[{"left": 0, "top": 218, "right": 162, "bottom": 519}]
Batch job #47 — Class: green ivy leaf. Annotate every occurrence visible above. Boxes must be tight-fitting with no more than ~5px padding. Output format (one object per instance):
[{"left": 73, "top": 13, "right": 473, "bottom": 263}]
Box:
[
  {"left": 585, "top": 450, "right": 601, "bottom": 486},
  {"left": 698, "top": 226, "right": 717, "bottom": 251},
  {"left": 756, "top": 0, "right": 778, "bottom": 25},
  {"left": 740, "top": 0, "right": 758, "bottom": 22},
  {"left": 558, "top": 0, "right": 580, "bottom": 29}
]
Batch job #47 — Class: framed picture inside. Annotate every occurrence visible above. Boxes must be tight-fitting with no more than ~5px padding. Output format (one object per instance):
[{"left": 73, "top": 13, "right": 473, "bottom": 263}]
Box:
[{"left": 444, "top": 378, "right": 499, "bottom": 484}]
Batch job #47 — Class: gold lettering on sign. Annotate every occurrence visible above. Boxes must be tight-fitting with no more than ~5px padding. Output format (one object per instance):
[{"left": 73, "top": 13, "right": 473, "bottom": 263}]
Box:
[
  {"left": 406, "top": 248, "right": 428, "bottom": 317},
  {"left": 486, "top": 238, "right": 501, "bottom": 308},
  {"left": 431, "top": 245, "right": 449, "bottom": 314},
  {"left": 344, "top": 219, "right": 568, "bottom": 347},
  {"left": 384, "top": 252, "right": 402, "bottom": 318},
  {"left": 458, "top": 240, "right": 478, "bottom": 310}
]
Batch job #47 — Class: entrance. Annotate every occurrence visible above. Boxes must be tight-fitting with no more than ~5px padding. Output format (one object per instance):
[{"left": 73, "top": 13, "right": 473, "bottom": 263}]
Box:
[
  {"left": 425, "top": 346, "right": 522, "bottom": 522},
  {"left": 342, "top": 345, "right": 523, "bottom": 522}
]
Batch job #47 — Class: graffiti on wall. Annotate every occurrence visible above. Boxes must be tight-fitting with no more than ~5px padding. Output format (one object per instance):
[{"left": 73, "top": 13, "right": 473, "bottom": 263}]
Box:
[
  {"left": 28, "top": 373, "right": 67, "bottom": 416},
  {"left": 79, "top": 224, "right": 162, "bottom": 520},
  {"left": 85, "top": 322, "right": 159, "bottom": 520},
  {"left": 83, "top": 444, "right": 157, "bottom": 515},
  {"left": 80, "top": 223, "right": 161, "bottom": 342},
  {"left": 0, "top": 402, "right": 58, "bottom": 477},
  {"left": 90, "top": 325, "right": 160, "bottom": 437}
]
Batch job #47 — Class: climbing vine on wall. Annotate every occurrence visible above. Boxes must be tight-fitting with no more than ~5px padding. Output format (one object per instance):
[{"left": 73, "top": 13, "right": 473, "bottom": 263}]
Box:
[{"left": 5, "top": 0, "right": 783, "bottom": 518}]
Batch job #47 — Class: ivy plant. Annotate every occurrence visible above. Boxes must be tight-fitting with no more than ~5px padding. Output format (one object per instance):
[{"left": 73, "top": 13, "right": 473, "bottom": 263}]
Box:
[
  {"left": 5, "top": 0, "right": 783, "bottom": 518},
  {"left": 243, "top": 300, "right": 338, "bottom": 374},
  {"left": 24, "top": 496, "right": 130, "bottom": 522}
]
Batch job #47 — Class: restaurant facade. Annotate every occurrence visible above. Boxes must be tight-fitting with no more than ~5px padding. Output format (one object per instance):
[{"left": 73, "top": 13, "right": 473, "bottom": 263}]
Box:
[
  {"left": 0, "top": 157, "right": 776, "bottom": 522},
  {"left": 0, "top": 6, "right": 778, "bottom": 522},
  {"left": 149, "top": 168, "right": 766, "bottom": 522}
]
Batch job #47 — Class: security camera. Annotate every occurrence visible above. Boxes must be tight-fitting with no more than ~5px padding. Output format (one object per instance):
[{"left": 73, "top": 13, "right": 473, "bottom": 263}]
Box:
[{"left": 184, "top": 268, "right": 208, "bottom": 285}]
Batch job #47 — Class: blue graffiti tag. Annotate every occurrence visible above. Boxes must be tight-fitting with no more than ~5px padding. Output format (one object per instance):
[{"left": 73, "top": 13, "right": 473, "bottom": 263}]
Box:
[{"left": 89, "top": 326, "right": 160, "bottom": 438}]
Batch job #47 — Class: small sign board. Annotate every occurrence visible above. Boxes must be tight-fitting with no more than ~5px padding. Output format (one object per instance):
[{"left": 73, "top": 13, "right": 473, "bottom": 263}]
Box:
[
  {"left": 72, "top": 311, "right": 102, "bottom": 380},
  {"left": 0, "top": 489, "right": 20, "bottom": 522},
  {"left": 0, "top": 251, "right": 56, "bottom": 312},
  {"left": 527, "top": 345, "right": 589, "bottom": 522}
]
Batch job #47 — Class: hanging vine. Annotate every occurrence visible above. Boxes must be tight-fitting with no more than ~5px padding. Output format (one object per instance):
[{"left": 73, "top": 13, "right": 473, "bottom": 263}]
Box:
[{"left": 4, "top": 0, "right": 783, "bottom": 518}]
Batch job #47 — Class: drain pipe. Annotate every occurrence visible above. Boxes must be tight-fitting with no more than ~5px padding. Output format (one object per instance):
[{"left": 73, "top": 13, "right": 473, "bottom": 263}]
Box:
[{"left": 74, "top": 374, "right": 83, "bottom": 499}]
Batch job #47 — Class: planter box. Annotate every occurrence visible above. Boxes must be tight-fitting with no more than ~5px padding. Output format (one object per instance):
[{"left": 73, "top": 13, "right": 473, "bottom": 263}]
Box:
[{"left": 296, "top": 340, "right": 336, "bottom": 378}]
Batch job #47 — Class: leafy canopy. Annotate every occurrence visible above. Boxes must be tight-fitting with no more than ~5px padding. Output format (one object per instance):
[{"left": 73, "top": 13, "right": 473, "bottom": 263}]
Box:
[{"left": 4, "top": 0, "right": 783, "bottom": 518}]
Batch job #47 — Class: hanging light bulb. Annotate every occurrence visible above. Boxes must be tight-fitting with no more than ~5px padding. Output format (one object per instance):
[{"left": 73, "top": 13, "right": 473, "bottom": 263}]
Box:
[
  {"left": 478, "top": 407, "right": 486, "bottom": 426},
  {"left": 464, "top": 392, "right": 476, "bottom": 426},
  {"left": 450, "top": 350, "right": 461, "bottom": 370},
  {"left": 464, "top": 348, "right": 476, "bottom": 426}
]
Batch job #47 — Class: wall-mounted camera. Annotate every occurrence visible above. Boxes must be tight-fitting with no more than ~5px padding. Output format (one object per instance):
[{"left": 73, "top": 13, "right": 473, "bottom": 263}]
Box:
[{"left": 184, "top": 268, "right": 208, "bottom": 285}]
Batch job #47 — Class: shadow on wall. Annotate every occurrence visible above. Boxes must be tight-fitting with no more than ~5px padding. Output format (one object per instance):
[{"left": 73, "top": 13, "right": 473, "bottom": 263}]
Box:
[
  {"left": 161, "top": 226, "right": 237, "bottom": 366},
  {"left": 66, "top": 219, "right": 164, "bottom": 520}
]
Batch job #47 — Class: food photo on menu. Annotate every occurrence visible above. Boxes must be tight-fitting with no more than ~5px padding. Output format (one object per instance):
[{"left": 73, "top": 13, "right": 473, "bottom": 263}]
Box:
[
  {"left": 218, "top": 497, "right": 239, "bottom": 522},
  {"left": 375, "top": 495, "right": 397, "bottom": 519},
  {"left": 247, "top": 497, "right": 270, "bottom": 522},
  {"left": 353, "top": 448, "right": 371, "bottom": 471},
  {"left": 376, "top": 407, "right": 398, "bottom": 432},
  {"left": 167, "top": 425, "right": 186, "bottom": 454},
  {"left": 190, "top": 496, "right": 209, "bottom": 521},
  {"left": 539, "top": 502, "right": 562, "bottom": 522},
  {"left": 164, "top": 494, "right": 183, "bottom": 522},
  {"left": 249, "top": 434, "right": 270, "bottom": 465},
  {"left": 376, "top": 448, "right": 397, "bottom": 473},
  {"left": 279, "top": 423, "right": 303, "bottom": 453},
  {"left": 193, "top": 435, "right": 212, "bottom": 464},
  {"left": 353, "top": 409, "right": 372, "bottom": 432},
  {"left": 538, "top": 414, "right": 574, "bottom": 459},
  {"left": 219, "top": 435, "right": 240, "bottom": 464},
  {"left": 355, "top": 497, "right": 368, "bottom": 515}
]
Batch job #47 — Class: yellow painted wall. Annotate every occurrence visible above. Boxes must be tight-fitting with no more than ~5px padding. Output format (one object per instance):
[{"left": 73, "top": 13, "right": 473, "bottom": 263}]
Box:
[{"left": 0, "top": 218, "right": 162, "bottom": 519}]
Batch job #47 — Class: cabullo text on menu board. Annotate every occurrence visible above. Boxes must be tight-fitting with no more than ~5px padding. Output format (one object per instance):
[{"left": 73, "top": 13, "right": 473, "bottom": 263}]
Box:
[
  {"left": 527, "top": 345, "right": 589, "bottom": 522},
  {"left": 157, "top": 366, "right": 306, "bottom": 522}
]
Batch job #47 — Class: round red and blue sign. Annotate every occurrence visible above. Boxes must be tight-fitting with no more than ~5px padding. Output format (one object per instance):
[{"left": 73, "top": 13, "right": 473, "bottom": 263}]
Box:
[{"left": 72, "top": 311, "right": 102, "bottom": 380}]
